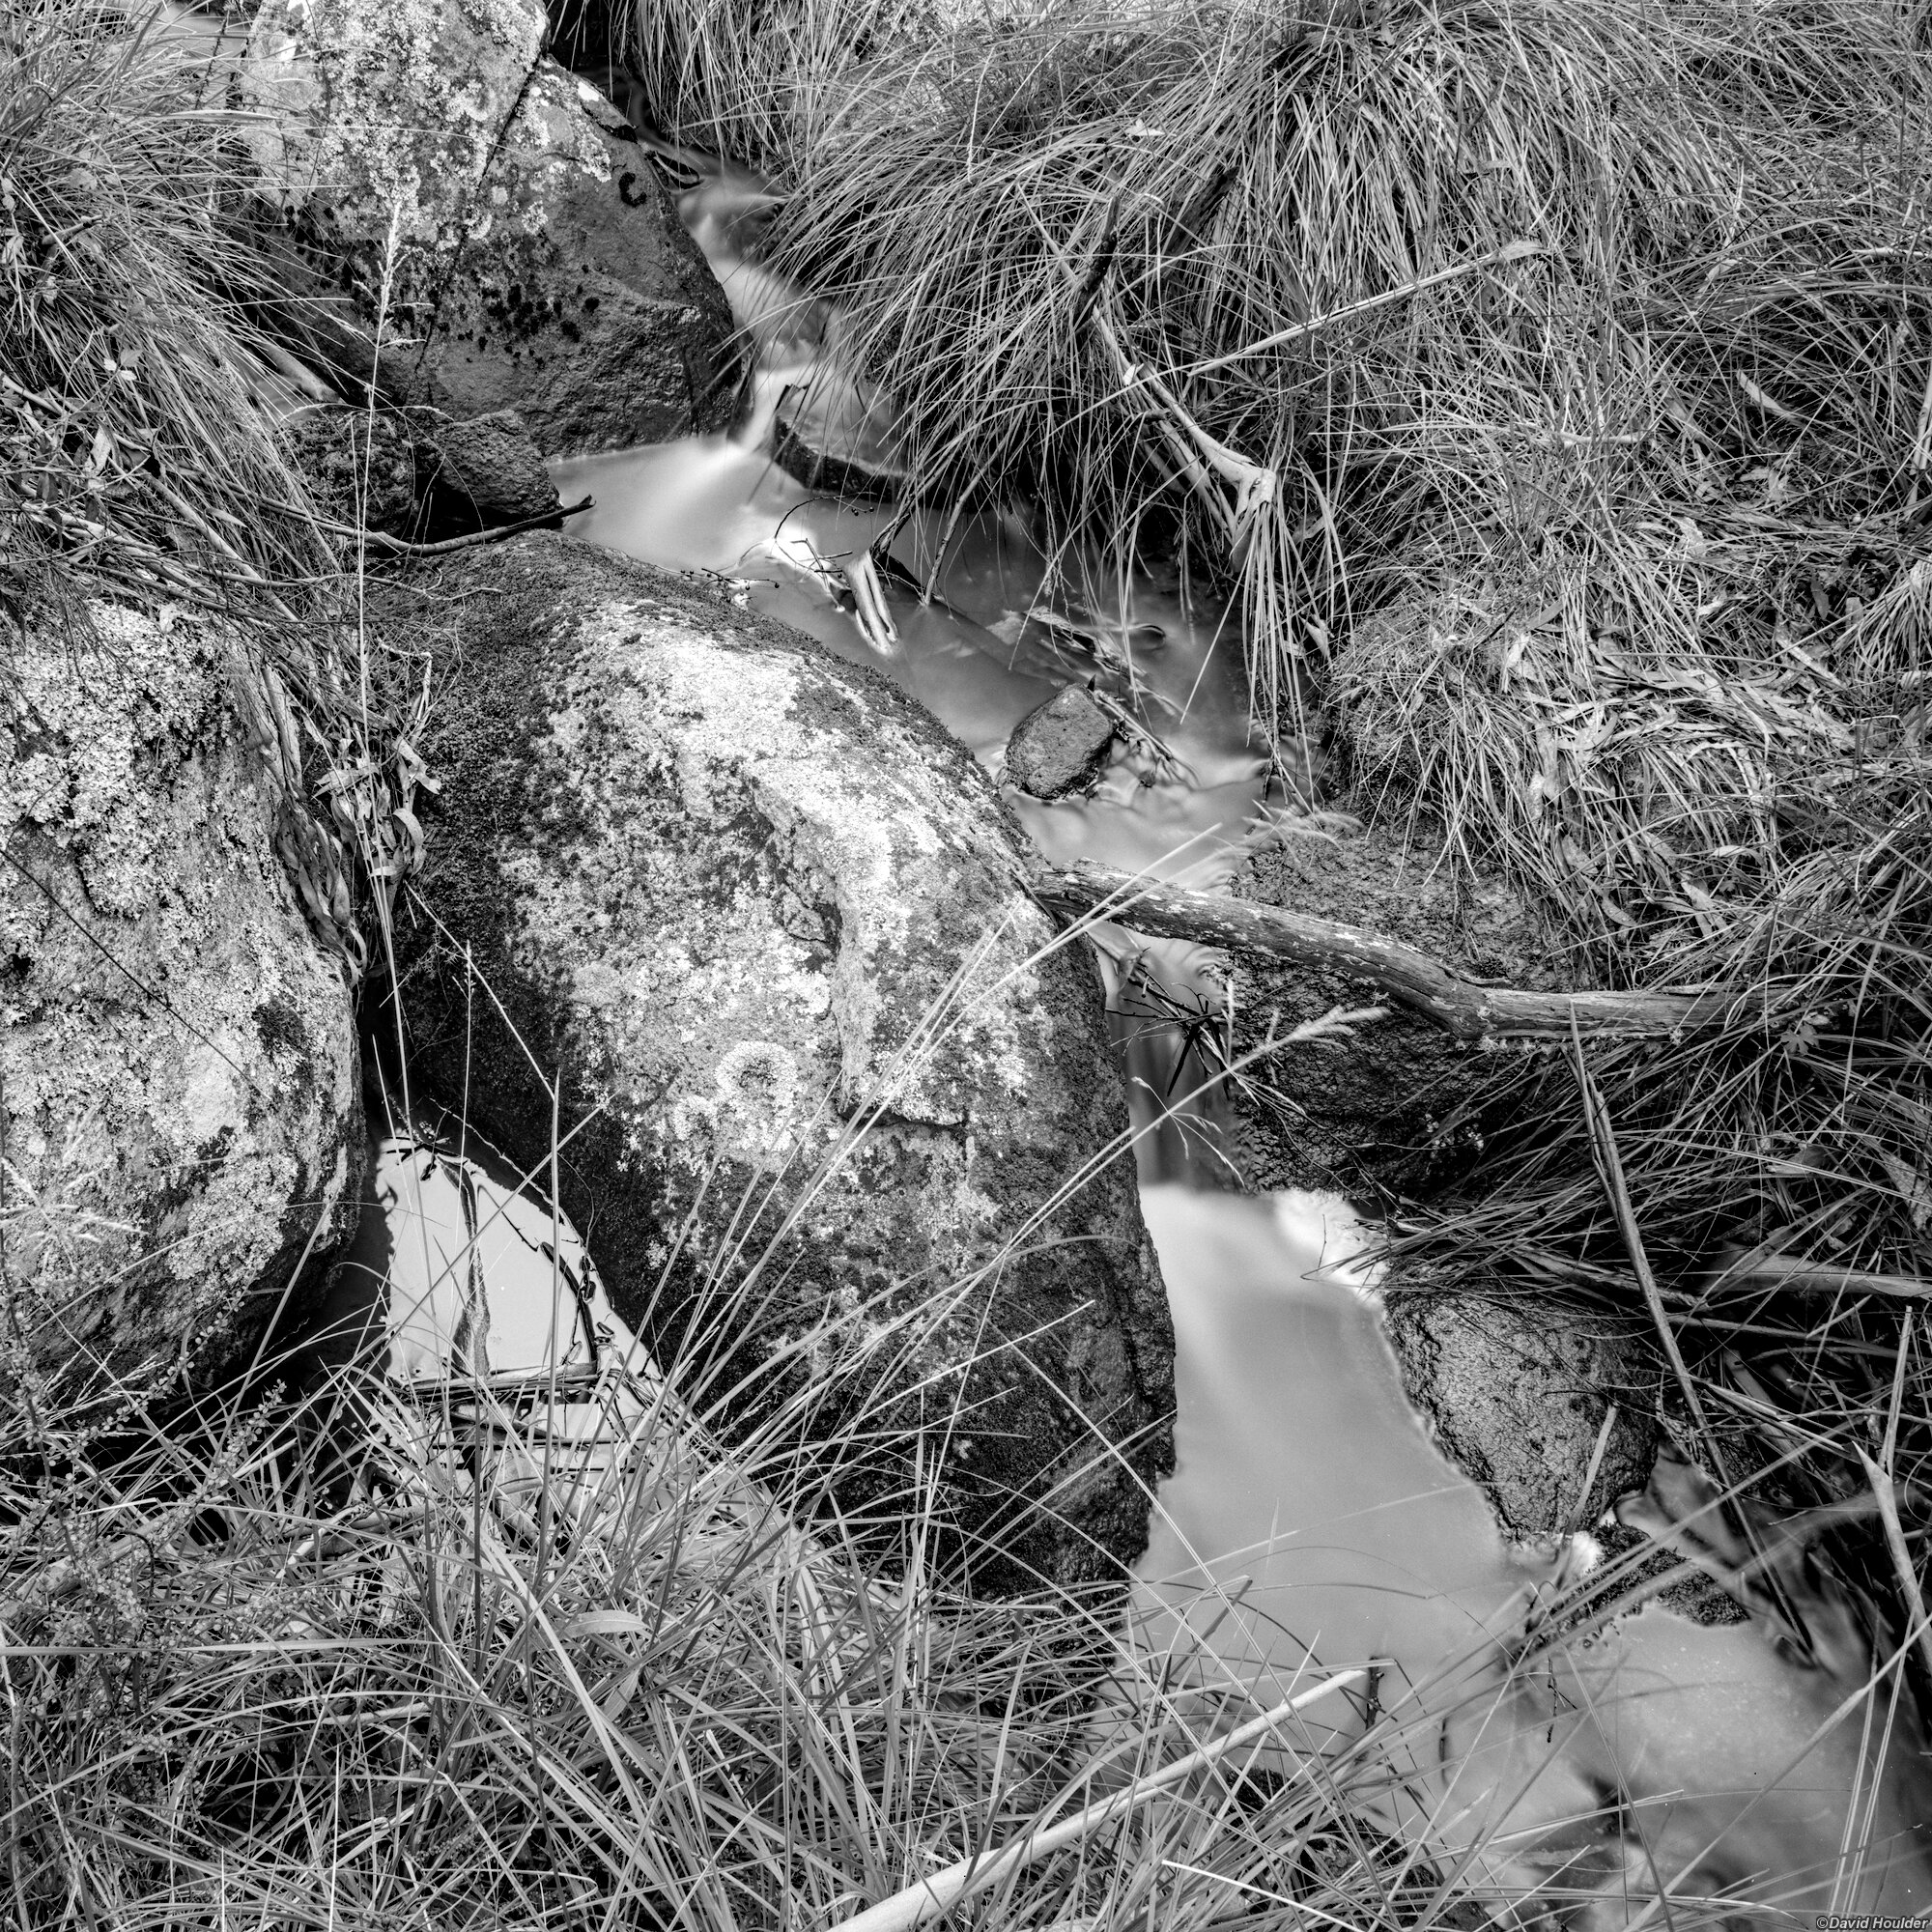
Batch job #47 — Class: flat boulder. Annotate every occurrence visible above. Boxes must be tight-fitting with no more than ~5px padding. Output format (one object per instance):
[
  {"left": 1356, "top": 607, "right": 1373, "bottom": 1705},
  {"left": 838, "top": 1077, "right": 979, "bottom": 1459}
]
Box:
[
  {"left": 242, "top": 0, "right": 736, "bottom": 451},
  {"left": 1, "top": 605, "right": 363, "bottom": 1407},
  {"left": 384, "top": 534, "right": 1174, "bottom": 1591}
]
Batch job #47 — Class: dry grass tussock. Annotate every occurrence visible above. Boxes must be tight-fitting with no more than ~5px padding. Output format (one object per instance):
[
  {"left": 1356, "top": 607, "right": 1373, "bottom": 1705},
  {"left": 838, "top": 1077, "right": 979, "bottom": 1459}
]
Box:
[
  {"left": 1, "top": 0, "right": 429, "bottom": 970},
  {"left": 0, "top": 1275, "right": 1546, "bottom": 1932},
  {"left": 628, "top": 0, "right": 1928, "bottom": 725},
  {"left": 0, "top": 1, "right": 328, "bottom": 615}
]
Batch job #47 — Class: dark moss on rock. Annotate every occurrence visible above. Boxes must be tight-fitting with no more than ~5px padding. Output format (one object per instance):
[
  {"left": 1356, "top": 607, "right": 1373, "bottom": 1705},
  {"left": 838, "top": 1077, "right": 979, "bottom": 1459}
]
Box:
[
  {"left": 279, "top": 409, "right": 418, "bottom": 538},
  {"left": 379, "top": 534, "right": 1174, "bottom": 1594},
  {"left": 1380, "top": 1276, "right": 1661, "bottom": 1543},
  {"left": 411, "top": 408, "right": 561, "bottom": 534}
]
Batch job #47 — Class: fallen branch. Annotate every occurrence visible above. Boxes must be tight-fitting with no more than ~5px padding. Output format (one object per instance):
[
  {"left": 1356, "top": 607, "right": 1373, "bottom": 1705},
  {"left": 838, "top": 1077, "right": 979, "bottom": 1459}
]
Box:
[
  {"left": 1181, "top": 238, "right": 1550, "bottom": 379},
  {"left": 1031, "top": 861, "right": 1727, "bottom": 1043},
  {"left": 1860, "top": 1447, "right": 1932, "bottom": 1689},
  {"left": 1705, "top": 1251, "right": 1932, "bottom": 1303},
  {"left": 340, "top": 495, "right": 594, "bottom": 557}
]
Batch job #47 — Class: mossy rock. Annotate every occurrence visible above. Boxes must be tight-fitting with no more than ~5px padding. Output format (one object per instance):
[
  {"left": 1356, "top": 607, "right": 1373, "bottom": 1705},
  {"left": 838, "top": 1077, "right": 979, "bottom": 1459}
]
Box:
[
  {"left": 242, "top": 0, "right": 736, "bottom": 451},
  {"left": 383, "top": 533, "right": 1174, "bottom": 1593},
  {"left": 1381, "top": 1281, "right": 1660, "bottom": 1544}
]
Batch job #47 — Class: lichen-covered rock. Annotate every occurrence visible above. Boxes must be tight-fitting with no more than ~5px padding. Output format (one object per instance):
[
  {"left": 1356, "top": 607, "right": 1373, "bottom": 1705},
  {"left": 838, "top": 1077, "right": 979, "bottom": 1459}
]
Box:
[
  {"left": 1, "top": 605, "right": 363, "bottom": 1407},
  {"left": 1004, "top": 686, "right": 1118, "bottom": 800},
  {"left": 1382, "top": 1284, "right": 1659, "bottom": 1544},
  {"left": 242, "top": 0, "right": 736, "bottom": 452},
  {"left": 385, "top": 533, "right": 1174, "bottom": 1591}
]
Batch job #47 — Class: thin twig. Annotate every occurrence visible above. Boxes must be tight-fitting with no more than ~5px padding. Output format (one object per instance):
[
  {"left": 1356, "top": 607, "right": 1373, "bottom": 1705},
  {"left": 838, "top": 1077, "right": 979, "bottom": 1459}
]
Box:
[{"left": 340, "top": 496, "right": 593, "bottom": 557}]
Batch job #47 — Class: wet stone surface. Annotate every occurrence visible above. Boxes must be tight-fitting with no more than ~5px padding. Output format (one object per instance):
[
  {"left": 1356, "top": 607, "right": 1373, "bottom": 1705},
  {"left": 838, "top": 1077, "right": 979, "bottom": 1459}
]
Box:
[
  {"left": 1004, "top": 685, "right": 1118, "bottom": 800},
  {"left": 1380, "top": 1282, "right": 1661, "bottom": 1543}
]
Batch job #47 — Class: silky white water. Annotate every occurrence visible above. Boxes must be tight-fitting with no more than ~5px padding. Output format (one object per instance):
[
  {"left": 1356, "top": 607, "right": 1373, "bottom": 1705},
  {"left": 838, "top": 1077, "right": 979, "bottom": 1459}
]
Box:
[
  {"left": 334, "top": 1142, "right": 1930, "bottom": 1917},
  {"left": 1135, "top": 1187, "right": 1930, "bottom": 1919}
]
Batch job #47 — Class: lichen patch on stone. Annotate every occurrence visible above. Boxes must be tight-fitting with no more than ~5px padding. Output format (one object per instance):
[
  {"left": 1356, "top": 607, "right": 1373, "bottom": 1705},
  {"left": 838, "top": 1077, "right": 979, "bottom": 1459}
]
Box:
[{"left": 2, "top": 603, "right": 362, "bottom": 1400}]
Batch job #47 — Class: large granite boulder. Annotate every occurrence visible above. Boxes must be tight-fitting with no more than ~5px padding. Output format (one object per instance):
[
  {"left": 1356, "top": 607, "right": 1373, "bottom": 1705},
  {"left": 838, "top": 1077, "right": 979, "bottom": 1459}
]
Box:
[
  {"left": 242, "top": 0, "right": 736, "bottom": 451},
  {"left": 1, "top": 604, "right": 363, "bottom": 1408},
  {"left": 384, "top": 534, "right": 1174, "bottom": 1591}
]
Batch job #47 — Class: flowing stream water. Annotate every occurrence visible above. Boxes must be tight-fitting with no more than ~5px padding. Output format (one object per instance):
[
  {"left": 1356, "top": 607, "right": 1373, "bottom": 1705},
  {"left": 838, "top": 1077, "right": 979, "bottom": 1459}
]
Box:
[{"left": 330, "top": 140, "right": 1931, "bottom": 1923}]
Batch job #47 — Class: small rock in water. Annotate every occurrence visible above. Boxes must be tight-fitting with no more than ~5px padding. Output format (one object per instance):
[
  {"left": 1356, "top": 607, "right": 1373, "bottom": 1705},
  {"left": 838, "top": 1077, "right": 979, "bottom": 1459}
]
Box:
[
  {"left": 1004, "top": 685, "right": 1118, "bottom": 799},
  {"left": 771, "top": 382, "right": 906, "bottom": 504},
  {"left": 1381, "top": 1285, "right": 1659, "bottom": 1544},
  {"left": 413, "top": 409, "right": 561, "bottom": 534}
]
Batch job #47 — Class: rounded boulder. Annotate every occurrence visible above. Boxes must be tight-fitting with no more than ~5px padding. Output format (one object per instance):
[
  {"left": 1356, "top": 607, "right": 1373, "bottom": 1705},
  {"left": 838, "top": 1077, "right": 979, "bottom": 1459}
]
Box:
[
  {"left": 1, "top": 605, "right": 363, "bottom": 1408},
  {"left": 242, "top": 0, "right": 736, "bottom": 451},
  {"left": 385, "top": 534, "right": 1174, "bottom": 1591}
]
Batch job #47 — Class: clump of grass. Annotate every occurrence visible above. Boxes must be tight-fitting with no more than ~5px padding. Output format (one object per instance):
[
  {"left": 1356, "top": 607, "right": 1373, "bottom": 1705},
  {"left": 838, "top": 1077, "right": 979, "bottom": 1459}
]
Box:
[
  {"left": 628, "top": 0, "right": 974, "bottom": 167},
  {"left": 1, "top": 0, "right": 433, "bottom": 974},
  {"left": 1379, "top": 767, "right": 1932, "bottom": 1648},
  {"left": 0, "top": 1262, "right": 1517, "bottom": 1932},
  {"left": 13, "top": 1192, "right": 1926, "bottom": 1928},
  {"left": 627, "top": 0, "right": 1922, "bottom": 733},
  {"left": 1310, "top": 47, "right": 1932, "bottom": 1662},
  {"left": 0, "top": 0, "right": 332, "bottom": 621}
]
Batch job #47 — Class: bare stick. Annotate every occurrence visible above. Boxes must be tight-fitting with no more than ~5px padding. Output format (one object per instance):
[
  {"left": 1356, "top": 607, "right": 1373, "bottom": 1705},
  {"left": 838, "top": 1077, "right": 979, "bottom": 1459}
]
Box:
[
  {"left": 831, "top": 1668, "right": 1364, "bottom": 1932},
  {"left": 340, "top": 496, "right": 594, "bottom": 557}
]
